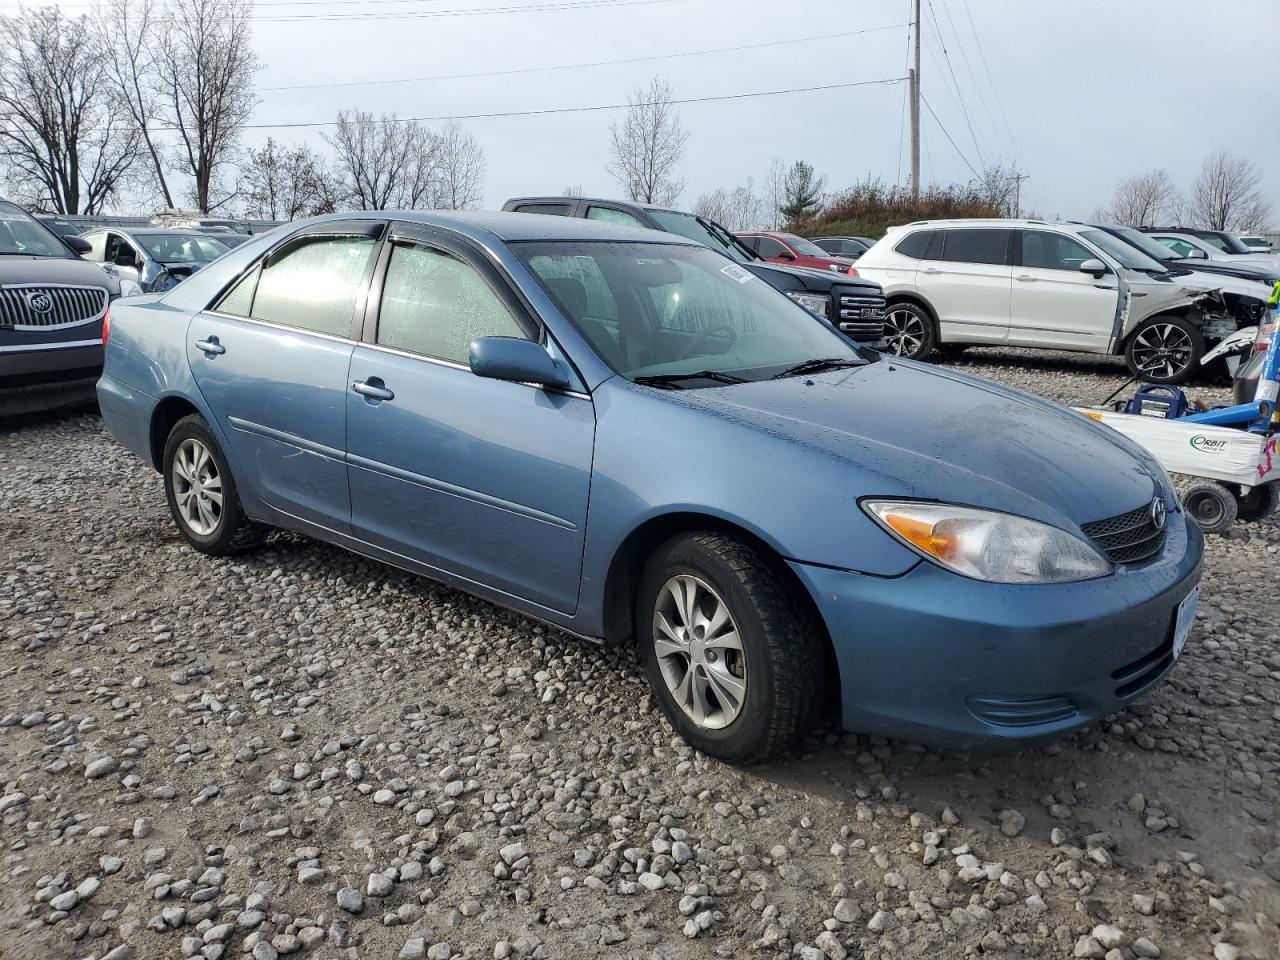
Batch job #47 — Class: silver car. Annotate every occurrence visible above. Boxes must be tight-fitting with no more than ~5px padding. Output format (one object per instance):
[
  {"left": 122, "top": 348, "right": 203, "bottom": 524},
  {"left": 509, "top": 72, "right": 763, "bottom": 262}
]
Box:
[{"left": 80, "top": 227, "right": 230, "bottom": 293}]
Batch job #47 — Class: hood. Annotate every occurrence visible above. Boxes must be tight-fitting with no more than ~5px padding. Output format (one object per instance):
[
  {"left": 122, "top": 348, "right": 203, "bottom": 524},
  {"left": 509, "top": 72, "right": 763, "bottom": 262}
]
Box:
[
  {"left": 1125, "top": 275, "right": 1226, "bottom": 326},
  {"left": 1149, "top": 269, "right": 1265, "bottom": 301},
  {"left": 0, "top": 256, "right": 121, "bottom": 293},
  {"left": 678, "top": 359, "right": 1160, "bottom": 530},
  {"left": 746, "top": 260, "right": 881, "bottom": 294}
]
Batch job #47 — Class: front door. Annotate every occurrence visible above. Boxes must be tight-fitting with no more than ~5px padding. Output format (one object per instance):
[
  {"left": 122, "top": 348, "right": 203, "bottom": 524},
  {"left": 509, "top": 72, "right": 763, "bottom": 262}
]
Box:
[
  {"left": 346, "top": 226, "right": 595, "bottom": 614},
  {"left": 916, "top": 227, "right": 1012, "bottom": 344},
  {"left": 1009, "top": 230, "right": 1119, "bottom": 351},
  {"left": 186, "top": 222, "right": 383, "bottom": 532}
]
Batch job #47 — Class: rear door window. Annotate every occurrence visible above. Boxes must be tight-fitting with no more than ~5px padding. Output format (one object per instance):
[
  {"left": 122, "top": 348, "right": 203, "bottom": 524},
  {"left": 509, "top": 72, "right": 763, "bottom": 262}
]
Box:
[
  {"left": 939, "top": 229, "right": 1011, "bottom": 265},
  {"left": 252, "top": 235, "right": 377, "bottom": 338}
]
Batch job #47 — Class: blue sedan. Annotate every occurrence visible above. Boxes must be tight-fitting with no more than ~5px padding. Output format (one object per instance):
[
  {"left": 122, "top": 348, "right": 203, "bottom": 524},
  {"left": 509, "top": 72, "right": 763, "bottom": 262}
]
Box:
[{"left": 97, "top": 212, "right": 1202, "bottom": 762}]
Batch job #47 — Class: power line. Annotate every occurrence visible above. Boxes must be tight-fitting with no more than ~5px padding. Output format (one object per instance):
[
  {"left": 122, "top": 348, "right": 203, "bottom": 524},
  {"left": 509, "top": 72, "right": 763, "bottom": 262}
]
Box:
[
  {"left": 261, "top": 22, "right": 910, "bottom": 93},
  {"left": 920, "top": 92, "right": 980, "bottom": 178},
  {"left": 124, "top": 75, "right": 904, "bottom": 133},
  {"left": 923, "top": 0, "right": 985, "bottom": 169},
  {"left": 935, "top": 0, "right": 1011, "bottom": 161},
  {"left": 960, "top": 0, "right": 1021, "bottom": 163}
]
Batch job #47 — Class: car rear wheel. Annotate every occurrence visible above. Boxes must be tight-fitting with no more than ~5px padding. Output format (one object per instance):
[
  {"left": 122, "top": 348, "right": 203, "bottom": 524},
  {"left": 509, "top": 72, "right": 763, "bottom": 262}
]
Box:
[
  {"left": 637, "top": 532, "right": 828, "bottom": 764},
  {"left": 1125, "top": 316, "right": 1203, "bottom": 384},
  {"left": 883, "top": 302, "right": 936, "bottom": 360},
  {"left": 163, "top": 414, "right": 267, "bottom": 555}
]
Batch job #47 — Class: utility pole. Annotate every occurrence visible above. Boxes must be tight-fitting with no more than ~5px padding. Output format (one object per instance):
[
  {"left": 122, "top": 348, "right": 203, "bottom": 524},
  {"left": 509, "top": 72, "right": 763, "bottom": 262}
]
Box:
[
  {"left": 910, "top": 0, "right": 921, "bottom": 201},
  {"left": 1010, "top": 172, "right": 1030, "bottom": 217}
]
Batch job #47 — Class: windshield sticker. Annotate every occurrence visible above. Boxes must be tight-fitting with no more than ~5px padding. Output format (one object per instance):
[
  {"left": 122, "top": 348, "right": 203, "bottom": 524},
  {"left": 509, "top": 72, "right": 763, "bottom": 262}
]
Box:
[{"left": 720, "top": 263, "right": 753, "bottom": 284}]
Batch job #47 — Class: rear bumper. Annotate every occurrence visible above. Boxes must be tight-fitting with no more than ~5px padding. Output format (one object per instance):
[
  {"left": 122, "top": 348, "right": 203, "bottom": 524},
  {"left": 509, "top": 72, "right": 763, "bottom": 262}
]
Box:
[
  {"left": 791, "top": 511, "right": 1203, "bottom": 749},
  {"left": 96, "top": 374, "right": 157, "bottom": 466}
]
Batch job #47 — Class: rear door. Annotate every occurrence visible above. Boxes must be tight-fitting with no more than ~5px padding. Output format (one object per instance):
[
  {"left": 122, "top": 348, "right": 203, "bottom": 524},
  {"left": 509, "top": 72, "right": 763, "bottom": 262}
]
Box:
[
  {"left": 1009, "top": 230, "right": 1118, "bottom": 351},
  {"left": 915, "top": 228, "right": 1012, "bottom": 344},
  {"left": 345, "top": 223, "right": 595, "bottom": 614},
  {"left": 187, "top": 221, "right": 383, "bottom": 532}
]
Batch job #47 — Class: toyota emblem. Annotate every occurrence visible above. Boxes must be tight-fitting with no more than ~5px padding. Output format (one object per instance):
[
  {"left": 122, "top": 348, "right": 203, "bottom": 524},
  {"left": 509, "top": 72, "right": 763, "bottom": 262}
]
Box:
[
  {"left": 26, "top": 291, "right": 53, "bottom": 314},
  {"left": 1150, "top": 496, "right": 1167, "bottom": 531}
]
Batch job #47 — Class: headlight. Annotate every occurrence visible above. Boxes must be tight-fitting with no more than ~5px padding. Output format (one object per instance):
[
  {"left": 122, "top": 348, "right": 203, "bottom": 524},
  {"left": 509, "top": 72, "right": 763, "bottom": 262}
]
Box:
[
  {"left": 118, "top": 278, "right": 144, "bottom": 298},
  {"left": 785, "top": 291, "right": 831, "bottom": 318},
  {"left": 862, "top": 500, "right": 1112, "bottom": 584}
]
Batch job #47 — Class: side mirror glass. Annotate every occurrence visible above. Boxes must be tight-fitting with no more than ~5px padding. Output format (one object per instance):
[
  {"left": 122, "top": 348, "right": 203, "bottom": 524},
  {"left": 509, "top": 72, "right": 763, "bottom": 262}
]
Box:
[
  {"left": 469, "top": 336, "right": 570, "bottom": 391},
  {"left": 1078, "top": 258, "right": 1107, "bottom": 278}
]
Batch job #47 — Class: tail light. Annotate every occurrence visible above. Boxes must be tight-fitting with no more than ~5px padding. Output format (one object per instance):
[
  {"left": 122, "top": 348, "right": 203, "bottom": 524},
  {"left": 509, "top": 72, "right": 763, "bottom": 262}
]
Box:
[
  {"left": 1253, "top": 319, "right": 1275, "bottom": 353},
  {"left": 101, "top": 308, "right": 111, "bottom": 349}
]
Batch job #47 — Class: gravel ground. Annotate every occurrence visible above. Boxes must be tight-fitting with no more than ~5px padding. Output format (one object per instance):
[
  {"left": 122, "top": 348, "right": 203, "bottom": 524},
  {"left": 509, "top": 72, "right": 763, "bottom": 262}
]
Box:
[{"left": 2, "top": 347, "right": 1278, "bottom": 960}]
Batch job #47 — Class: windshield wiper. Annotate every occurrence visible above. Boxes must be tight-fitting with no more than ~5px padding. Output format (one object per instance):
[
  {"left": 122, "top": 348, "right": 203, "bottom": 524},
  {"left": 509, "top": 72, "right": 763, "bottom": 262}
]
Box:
[
  {"left": 771, "top": 357, "right": 864, "bottom": 379},
  {"left": 633, "top": 370, "right": 748, "bottom": 389}
]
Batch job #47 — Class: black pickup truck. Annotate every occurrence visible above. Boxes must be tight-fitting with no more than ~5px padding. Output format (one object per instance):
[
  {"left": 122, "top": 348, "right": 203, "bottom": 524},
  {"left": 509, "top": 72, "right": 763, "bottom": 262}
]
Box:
[{"left": 503, "top": 196, "right": 887, "bottom": 345}]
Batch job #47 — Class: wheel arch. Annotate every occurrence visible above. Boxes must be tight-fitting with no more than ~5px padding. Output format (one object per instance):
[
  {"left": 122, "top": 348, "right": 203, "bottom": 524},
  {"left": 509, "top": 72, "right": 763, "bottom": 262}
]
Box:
[
  {"left": 599, "top": 511, "right": 835, "bottom": 669},
  {"left": 883, "top": 292, "right": 944, "bottom": 344},
  {"left": 149, "top": 395, "right": 202, "bottom": 471}
]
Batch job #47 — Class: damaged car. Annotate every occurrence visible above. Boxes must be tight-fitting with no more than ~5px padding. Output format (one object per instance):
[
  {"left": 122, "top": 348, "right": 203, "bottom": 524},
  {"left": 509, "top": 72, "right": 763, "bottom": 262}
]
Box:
[
  {"left": 80, "top": 227, "right": 231, "bottom": 293},
  {"left": 853, "top": 219, "right": 1256, "bottom": 383}
]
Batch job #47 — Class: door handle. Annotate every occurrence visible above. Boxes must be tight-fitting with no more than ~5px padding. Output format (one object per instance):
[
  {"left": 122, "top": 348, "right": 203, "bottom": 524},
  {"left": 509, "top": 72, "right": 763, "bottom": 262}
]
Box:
[
  {"left": 194, "top": 337, "right": 225, "bottom": 356},
  {"left": 352, "top": 379, "right": 394, "bottom": 402},
  {"left": 1015, "top": 274, "right": 1037, "bottom": 282},
  {"left": 922, "top": 267, "right": 941, "bottom": 274}
]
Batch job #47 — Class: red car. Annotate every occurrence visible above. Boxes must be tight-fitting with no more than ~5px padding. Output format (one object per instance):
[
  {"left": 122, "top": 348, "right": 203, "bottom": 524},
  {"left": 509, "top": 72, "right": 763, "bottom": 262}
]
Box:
[{"left": 736, "top": 231, "right": 858, "bottom": 274}]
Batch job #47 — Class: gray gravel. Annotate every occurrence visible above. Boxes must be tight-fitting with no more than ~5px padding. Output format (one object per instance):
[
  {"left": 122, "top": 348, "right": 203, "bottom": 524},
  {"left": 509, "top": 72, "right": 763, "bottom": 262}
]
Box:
[{"left": 1, "top": 347, "right": 1279, "bottom": 960}]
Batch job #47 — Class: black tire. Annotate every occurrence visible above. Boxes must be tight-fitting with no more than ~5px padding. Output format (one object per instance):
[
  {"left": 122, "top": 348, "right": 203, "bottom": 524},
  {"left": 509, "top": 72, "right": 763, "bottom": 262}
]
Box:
[
  {"left": 933, "top": 343, "right": 969, "bottom": 359},
  {"left": 883, "top": 301, "right": 937, "bottom": 361},
  {"left": 1182, "top": 482, "right": 1237, "bottom": 534},
  {"left": 162, "top": 414, "right": 267, "bottom": 555},
  {"left": 1125, "top": 315, "right": 1204, "bottom": 385},
  {"left": 636, "top": 532, "right": 828, "bottom": 764},
  {"left": 1232, "top": 482, "right": 1279, "bottom": 523}
]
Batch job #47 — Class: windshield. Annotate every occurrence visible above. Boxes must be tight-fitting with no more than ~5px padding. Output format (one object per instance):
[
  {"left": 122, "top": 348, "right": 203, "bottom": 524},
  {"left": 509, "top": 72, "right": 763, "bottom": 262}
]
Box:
[
  {"left": 136, "top": 233, "right": 228, "bottom": 263},
  {"left": 646, "top": 209, "right": 755, "bottom": 263},
  {"left": 1110, "top": 226, "right": 1179, "bottom": 262},
  {"left": 0, "top": 202, "right": 71, "bottom": 258},
  {"left": 783, "top": 234, "right": 837, "bottom": 258},
  {"left": 518, "top": 241, "right": 859, "bottom": 384},
  {"left": 1080, "top": 229, "right": 1167, "bottom": 272}
]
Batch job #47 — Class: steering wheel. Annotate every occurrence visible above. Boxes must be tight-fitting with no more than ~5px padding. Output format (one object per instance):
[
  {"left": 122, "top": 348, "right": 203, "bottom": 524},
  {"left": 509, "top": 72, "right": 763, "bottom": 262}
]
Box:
[{"left": 677, "top": 324, "right": 739, "bottom": 361}]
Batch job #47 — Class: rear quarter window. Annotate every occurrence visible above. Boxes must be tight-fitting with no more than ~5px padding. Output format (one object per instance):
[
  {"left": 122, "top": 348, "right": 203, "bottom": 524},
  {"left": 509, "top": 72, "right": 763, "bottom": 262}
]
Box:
[
  {"left": 893, "top": 230, "right": 935, "bottom": 259},
  {"left": 514, "top": 203, "right": 573, "bottom": 217}
]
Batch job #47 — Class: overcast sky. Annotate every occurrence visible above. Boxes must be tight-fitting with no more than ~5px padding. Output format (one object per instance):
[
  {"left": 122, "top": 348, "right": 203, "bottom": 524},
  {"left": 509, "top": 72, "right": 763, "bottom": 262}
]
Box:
[{"left": 15, "top": 0, "right": 1280, "bottom": 221}]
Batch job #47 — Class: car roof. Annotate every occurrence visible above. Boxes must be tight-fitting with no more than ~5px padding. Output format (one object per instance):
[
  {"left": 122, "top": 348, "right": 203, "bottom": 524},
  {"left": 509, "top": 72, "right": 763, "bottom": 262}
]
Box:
[
  {"left": 298, "top": 209, "right": 699, "bottom": 246},
  {"left": 898, "top": 218, "right": 1057, "bottom": 228}
]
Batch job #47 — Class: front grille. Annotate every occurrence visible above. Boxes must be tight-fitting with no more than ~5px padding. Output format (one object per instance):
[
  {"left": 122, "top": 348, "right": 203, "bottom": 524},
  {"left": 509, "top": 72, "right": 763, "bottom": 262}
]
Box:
[
  {"left": 0, "top": 285, "right": 109, "bottom": 331},
  {"left": 1081, "top": 502, "right": 1167, "bottom": 564},
  {"left": 966, "top": 694, "right": 1078, "bottom": 728},
  {"left": 837, "top": 294, "right": 886, "bottom": 340}
]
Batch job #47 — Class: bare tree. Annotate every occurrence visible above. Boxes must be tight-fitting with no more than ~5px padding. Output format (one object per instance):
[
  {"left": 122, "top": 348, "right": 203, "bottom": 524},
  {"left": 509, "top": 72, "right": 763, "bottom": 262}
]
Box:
[
  {"left": 763, "top": 158, "right": 785, "bottom": 229},
  {"left": 240, "top": 138, "right": 337, "bottom": 220},
  {"left": 607, "top": 76, "right": 688, "bottom": 205},
  {"left": 1188, "top": 151, "right": 1272, "bottom": 232},
  {"left": 973, "top": 161, "right": 1025, "bottom": 218},
  {"left": 95, "top": 0, "right": 173, "bottom": 208},
  {"left": 0, "top": 7, "right": 138, "bottom": 214},
  {"left": 562, "top": 184, "right": 584, "bottom": 197},
  {"left": 1105, "top": 169, "right": 1181, "bottom": 227},
  {"left": 155, "top": 0, "right": 260, "bottom": 212},
  {"left": 326, "top": 110, "right": 438, "bottom": 210},
  {"left": 433, "top": 122, "right": 485, "bottom": 210},
  {"left": 693, "top": 179, "right": 763, "bottom": 231}
]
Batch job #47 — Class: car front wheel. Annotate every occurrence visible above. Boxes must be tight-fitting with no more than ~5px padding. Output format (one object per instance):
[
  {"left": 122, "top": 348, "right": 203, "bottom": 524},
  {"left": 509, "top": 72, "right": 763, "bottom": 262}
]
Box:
[
  {"left": 163, "top": 414, "right": 267, "bottom": 555},
  {"left": 637, "top": 532, "right": 828, "bottom": 763},
  {"left": 1125, "top": 316, "right": 1203, "bottom": 384},
  {"left": 883, "top": 302, "right": 936, "bottom": 360}
]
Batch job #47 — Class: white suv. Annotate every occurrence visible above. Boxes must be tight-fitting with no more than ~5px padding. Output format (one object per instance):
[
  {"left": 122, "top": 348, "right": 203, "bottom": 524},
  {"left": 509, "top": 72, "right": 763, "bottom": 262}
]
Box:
[{"left": 855, "top": 219, "right": 1260, "bottom": 383}]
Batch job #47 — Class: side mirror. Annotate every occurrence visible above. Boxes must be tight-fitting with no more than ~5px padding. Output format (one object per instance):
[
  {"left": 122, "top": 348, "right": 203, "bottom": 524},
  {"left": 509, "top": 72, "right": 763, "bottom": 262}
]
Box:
[
  {"left": 64, "top": 236, "right": 91, "bottom": 255},
  {"left": 1186, "top": 248, "right": 1208, "bottom": 260},
  {"left": 469, "top": 336, "right": 570, "bottom": 391},
  {"left": 776, "top": 250, "right": 796, "bottom": 260},
  {"left": 1078, "top": 258, "right": 1107, "bottom": 278},
  {"left": 112, "top": 251, "right": 137, "bottom": 268}
]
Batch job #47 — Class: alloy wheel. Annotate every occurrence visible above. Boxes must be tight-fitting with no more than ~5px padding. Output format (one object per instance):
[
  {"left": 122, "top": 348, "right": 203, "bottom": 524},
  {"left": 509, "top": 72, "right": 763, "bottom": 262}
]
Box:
[
  {"left": 1132, "top": 324, "right": 1194, "bottom": 380},
  {"left": 172, "top": 438, "right": 223, "bottom": 536},
  {"left": 652, "top": 575, "right": 747, "bottom": 730},
  {"left": 884, "top": 308, "right": 926, "bottom": 357}
]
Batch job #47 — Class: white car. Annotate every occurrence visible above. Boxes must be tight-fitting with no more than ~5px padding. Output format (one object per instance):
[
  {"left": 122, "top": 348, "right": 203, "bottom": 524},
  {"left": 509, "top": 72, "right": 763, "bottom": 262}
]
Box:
[
  {"left": 1239, "top": 235, "right": 1274, "bottom": 253},
  {"left": 854, "top": 218, "right": 1267, "bottom": 383},
  {"left": 1145, "top": 230, "right": 1280, "bottom": 274}
]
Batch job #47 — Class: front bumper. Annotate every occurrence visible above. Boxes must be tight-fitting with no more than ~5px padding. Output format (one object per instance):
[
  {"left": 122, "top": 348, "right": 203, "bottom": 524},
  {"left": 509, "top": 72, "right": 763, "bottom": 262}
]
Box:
[
  {"left": 791, "top": 511, "right": 1203, "bottom": 748},
  {"left": 0, "top": 340, "right": 103, "bottom": 384}
]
